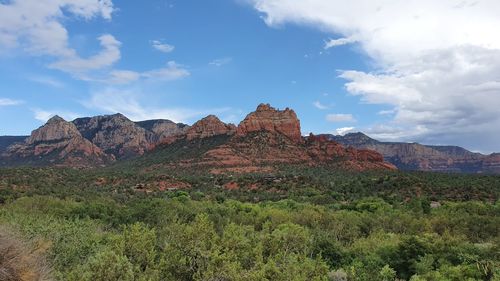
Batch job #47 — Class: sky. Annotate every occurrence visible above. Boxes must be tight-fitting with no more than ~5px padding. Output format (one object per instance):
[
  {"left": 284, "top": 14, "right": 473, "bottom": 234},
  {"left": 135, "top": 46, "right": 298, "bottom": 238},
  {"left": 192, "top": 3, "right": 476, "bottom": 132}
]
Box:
[{"left": 0, "top": 0, "right": 499, "bottom": 153}]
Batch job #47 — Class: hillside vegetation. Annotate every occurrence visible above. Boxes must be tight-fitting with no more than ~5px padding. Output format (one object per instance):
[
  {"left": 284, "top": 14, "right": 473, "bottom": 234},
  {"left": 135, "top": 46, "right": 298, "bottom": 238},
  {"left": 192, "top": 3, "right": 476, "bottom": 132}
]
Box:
[{"left": 0, "top": 166, "right": 499, "bottom": 280}]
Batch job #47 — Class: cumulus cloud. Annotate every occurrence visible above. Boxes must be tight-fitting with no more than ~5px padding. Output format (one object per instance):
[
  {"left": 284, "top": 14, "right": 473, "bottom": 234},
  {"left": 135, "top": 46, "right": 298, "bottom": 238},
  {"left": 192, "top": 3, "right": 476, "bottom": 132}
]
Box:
[
  {"left": 0, "top": 0, "right": 117, "bottom": 76},
  {"left": 151, "top": 40, "right": 175, "bottom": 53},
  {"left": 247, "top": 0, "right": 500, "bottom": 151},
  {"left": 49, "top": 34, "right": 121, "bottom": 74},
  {"left": 0, "top": 98, "right": 23, "bottom": 106},
  {"left": 326, "top": 113, "right": 356, "bottom": 123}
]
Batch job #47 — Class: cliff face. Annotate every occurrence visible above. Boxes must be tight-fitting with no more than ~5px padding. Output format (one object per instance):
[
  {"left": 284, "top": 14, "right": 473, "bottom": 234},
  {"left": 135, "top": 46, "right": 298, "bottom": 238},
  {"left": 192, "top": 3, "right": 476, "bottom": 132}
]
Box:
[
  {"left": 2, "top": 116, "right": 113, "bottom": 167},
  {"left": 135, "top": 119, "right": 189, "bottom": 143},
  {"left": 237, "top": 104, "right": 303, "bottom": 143},
  {"left": 73, "top": 114, "right": 153, "bottom": 158},
  {"left": 162, "top": 105, "right": 395, "bottom": 173},
  {"left": 329, "top": 132, "right": 499, "bottom": 173}
]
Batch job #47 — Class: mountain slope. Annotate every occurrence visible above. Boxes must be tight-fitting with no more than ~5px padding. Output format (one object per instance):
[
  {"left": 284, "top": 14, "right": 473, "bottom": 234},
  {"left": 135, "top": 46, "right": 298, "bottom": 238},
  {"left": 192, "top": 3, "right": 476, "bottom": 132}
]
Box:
[{"left": 1, "top": 116, "right": 113, "bottom": 167}]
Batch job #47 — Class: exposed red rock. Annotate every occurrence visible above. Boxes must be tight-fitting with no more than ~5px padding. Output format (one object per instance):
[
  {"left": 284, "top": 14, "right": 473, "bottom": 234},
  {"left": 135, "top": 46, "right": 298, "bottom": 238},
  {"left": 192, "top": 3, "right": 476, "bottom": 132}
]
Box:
[
  {"left": 237, "top": 103, "right": 303, "bottom": 143},
  {"left": 3, "top": 116, "right": 113, "bottom": 167},
  {"left": 185, "top": 115, "right": 236, "bottom": 140}
]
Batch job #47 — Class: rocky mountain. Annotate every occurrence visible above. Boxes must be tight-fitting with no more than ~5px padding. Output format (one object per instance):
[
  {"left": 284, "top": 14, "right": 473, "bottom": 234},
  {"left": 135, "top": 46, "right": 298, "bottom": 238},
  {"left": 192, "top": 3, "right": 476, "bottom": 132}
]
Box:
[
  {"left": 135, "top": 119, "right": 189, "bottom": 143},
  {"left": 236, "top": 103, "right": 302, "bottom": 143},
  {"left": 1, "top": 116, "right": 113, "bottom": 167},
  {"left": 73, "top": 113, "right": 153, "bottom": 158},
  {"left": 142, "top": 104, "right": 395, "bottom": 173},
  {"left": 328, "top": 132, "right": 500, "bottom": 173},
  {"left": 0, "top": 105, "right": 398, "bottom": 172},
  {"left": 185, "top": 115, "right": 236, "bottom": 141}
]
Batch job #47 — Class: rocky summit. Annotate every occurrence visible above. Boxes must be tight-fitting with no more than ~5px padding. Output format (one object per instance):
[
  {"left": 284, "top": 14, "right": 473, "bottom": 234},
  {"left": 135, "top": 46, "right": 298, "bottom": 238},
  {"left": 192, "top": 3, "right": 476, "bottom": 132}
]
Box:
[
  {"left": 1, "top": 116, "right": 113, "bottom": 167},
  {"left": 236, "top": 103, "right": 303, "bottom": 143},
  {"left": 185, "top": 115, "right": 236, "bottom": 141}
]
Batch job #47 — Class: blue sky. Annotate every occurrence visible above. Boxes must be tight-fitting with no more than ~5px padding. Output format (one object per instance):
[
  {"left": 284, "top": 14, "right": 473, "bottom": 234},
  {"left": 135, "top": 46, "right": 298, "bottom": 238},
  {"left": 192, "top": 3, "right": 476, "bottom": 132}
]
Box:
[{"left": 1, "top": 0, "right": 499, "bottom": 152}]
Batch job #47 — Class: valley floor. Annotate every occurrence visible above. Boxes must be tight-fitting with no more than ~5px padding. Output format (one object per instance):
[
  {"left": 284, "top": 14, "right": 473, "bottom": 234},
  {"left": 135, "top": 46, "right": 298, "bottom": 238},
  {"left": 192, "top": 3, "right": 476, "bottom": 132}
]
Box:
[{"left": 0, "top": 166, "right": 498, "bottom": 281}]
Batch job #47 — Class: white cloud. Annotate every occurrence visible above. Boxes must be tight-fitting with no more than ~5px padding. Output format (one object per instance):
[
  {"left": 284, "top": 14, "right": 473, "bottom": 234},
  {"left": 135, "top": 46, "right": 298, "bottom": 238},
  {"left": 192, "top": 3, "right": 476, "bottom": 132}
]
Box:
[
  {"left": 84, "top": 87, "right": 229, "bottom": 123},
  {"left": 312, "top": 101, "right": 328, "bottom": 110},
  {"left": 108, "top": 70, "right": 141, "bottom": 84},
  {"left": 248, "top": 0, "right": 500, "bottom": 151},
  {"left": 326, "top": 113, "right": 356, "bottom": 123},
  {"left": 33, "top": 109, "right": 82, "bottom": 122},
  {"left": 151, "top": 40, "right": 175, "bottom": 53},
  {"left": 209, "top": 57, "right": 232, "bottom": 67},
  {"left": 324, "top": 36, "right": 357, "bottom": 49},
  {"left": 141, "top": 61, "right": 190, "bottom": 81},
  {"left": 0, "top": 98, "right": 23, "bottom": 106},
  {"left": 49, "top": 34, "right": 121, "bottom": 74},
  {"left": 0, "top": 0, "right": 116, "bottom": 76},
  {"left": 335, "top": 127, "right": 355, "bottom": 136}
]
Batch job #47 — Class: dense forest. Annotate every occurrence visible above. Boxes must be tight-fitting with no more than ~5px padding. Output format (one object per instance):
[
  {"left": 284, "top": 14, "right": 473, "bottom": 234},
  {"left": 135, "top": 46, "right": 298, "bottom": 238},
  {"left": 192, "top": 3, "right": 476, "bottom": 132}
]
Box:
[{"left": 0, "top": 166, "right": 499, "bottom": 280}]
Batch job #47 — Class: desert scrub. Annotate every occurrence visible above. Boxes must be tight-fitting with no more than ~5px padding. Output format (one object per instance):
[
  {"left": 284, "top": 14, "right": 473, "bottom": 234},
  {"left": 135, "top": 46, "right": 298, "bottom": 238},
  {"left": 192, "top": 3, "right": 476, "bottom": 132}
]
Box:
[{"left": 0, "top": 226, "right": 52, "bottom": 281}]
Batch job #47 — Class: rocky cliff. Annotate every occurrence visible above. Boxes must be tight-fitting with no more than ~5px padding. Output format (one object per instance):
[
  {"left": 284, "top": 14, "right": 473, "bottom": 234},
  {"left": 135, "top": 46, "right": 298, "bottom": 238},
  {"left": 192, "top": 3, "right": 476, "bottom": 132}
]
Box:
[
  {"left": 237, "top": 104, "right": 302, "bottom": 143},
  {"left": 1, "top": 116, "right": 113, "bottom": 167},
  {"left": 73, "top": 114, "right": 153, "bottom": 158},
  {"left": 136, "top": 119, "right": 189, "bottom": 143}
]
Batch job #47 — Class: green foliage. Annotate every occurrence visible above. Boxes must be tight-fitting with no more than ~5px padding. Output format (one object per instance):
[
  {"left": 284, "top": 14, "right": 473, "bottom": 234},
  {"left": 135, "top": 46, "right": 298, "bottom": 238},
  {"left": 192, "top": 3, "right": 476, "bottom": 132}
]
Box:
[{"left": 0, "top": 166, "right": 499, "bottom": 280}]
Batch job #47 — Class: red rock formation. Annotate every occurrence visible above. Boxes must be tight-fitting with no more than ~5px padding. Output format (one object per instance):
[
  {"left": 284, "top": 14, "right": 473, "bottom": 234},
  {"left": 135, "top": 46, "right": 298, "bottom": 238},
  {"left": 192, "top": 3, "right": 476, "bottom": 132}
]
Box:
[
  {"left": 4, "top": 116, "right": 113, "bottom": 167},
  {"left": 236, "top": 104, "right": 303, "bottom": 143},
  {"left": 185, "top": 115, "right": 236, "bottom": 140}
]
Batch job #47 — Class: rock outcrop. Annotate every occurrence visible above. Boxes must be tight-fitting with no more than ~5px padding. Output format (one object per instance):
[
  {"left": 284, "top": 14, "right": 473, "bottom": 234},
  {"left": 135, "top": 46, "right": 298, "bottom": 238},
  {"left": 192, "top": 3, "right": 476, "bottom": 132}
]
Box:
[
  {"left": 2, "top": 116, "right": 113, "bottom": 167},
  {"left": 73, "top": 114, "right": 153, "bottom": 158},
  {"left": 159, "top": 105, "right": 395, "bottom": 173},
  {"left": 186, "top": 115, "right": 236, "bottom": 141},
  {"left": 236, "top": 104, "right": 302, "bottom": 143},
  {"left": 136, "top": 119, "right": 189, "bottom": 143}
]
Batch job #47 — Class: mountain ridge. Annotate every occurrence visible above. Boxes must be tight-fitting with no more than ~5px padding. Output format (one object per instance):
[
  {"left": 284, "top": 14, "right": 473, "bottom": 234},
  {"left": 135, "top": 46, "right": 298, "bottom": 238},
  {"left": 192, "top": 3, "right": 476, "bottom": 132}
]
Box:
[
  {"left": 327, "top": 132, "right": 500, "bottom": 173},
  {"left": 0, "top": 104, "right": 394, "bottom": 172}
]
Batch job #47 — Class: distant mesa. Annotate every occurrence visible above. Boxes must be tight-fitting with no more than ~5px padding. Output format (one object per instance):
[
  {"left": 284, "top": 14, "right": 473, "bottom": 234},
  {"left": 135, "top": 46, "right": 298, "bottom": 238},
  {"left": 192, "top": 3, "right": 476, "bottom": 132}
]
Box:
[{"left": 328, "top": 132, "right": 500, "bottom": 173}]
